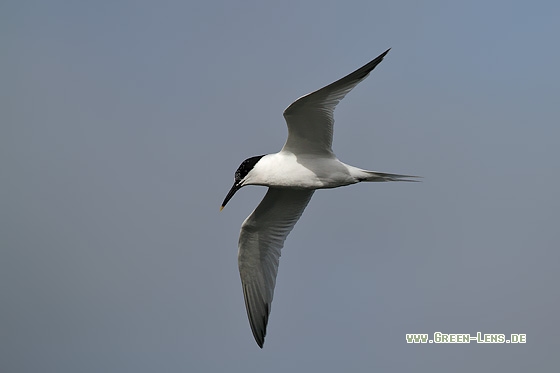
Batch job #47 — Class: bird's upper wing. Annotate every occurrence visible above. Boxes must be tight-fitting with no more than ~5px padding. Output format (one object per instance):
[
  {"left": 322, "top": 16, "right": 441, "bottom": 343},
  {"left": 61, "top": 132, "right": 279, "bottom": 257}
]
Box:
[
  {"left": 238, "top": 187, "right": 314, "bottom": 348},
  {"left": 282, "top": 49, "right": 390, "bottom": 155}
]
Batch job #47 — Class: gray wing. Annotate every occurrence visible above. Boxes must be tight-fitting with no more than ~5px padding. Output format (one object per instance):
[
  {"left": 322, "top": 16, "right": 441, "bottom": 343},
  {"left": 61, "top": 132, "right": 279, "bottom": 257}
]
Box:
[
  {"left": 238, "top": 188, "right": 314, "bottom": 348},
  {"left": 282, "top": 48, "right": 390, "bottom": 155}
]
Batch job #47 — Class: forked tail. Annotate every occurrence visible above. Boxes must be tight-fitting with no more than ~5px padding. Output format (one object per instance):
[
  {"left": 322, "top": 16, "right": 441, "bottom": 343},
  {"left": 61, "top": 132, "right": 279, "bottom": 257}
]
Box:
[{"left": 358, "top": 170, "right": 421, "bottom": 182}]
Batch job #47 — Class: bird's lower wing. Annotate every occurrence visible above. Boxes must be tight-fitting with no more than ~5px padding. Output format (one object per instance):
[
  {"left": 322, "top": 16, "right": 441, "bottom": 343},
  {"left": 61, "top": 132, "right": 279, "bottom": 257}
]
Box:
[{"left": 238, "top": 188, "right": 314, "bottom": 348}]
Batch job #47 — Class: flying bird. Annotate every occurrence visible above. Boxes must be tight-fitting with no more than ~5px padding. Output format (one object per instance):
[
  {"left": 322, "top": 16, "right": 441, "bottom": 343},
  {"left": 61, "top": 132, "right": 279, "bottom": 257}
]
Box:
[{"left": 221, "top": 48, "right": 417, "bottom": 348}]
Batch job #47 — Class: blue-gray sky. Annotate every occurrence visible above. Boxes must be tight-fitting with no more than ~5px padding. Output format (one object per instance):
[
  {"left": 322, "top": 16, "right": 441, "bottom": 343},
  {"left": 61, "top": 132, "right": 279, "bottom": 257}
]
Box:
[{"left": 2, "top": 1, "right": 559, "bottom": 371}]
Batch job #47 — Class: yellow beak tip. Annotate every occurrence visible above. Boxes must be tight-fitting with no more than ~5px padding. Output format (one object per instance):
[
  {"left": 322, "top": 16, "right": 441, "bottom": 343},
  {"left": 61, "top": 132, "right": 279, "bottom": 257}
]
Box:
[{"left": 220, "top": 206, "right": 224, "bottom": 211}]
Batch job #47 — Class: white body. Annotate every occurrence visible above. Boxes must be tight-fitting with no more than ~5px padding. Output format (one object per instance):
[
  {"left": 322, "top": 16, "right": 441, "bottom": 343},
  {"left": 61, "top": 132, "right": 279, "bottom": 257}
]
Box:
[
  {"left": 245, "top": 151, "right": 366, "bottom": 189},
  {"left": 223, "top": 49, "right": 417, "bottom": 348}
]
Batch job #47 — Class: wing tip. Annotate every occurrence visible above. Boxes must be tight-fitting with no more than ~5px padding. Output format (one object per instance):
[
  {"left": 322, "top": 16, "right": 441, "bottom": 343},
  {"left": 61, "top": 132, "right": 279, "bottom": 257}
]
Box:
[
  {"left": 378, "top": 48, "right": 391, "bottom": 61},
  {"left": 251, "top": 302, "right": 269, "bottom": 348},
  {"left": 242, "top": 282, "right": 270, "bottom": 348}
]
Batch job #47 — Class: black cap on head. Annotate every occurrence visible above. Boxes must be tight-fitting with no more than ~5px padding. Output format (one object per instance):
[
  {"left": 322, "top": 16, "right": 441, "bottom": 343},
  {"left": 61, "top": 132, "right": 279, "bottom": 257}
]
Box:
[
  {"left": 234, "top": 155, "right": 265, "bottom": 183},
  {"left": 221, "top": 155, "right": 265, "bottom": 210}
]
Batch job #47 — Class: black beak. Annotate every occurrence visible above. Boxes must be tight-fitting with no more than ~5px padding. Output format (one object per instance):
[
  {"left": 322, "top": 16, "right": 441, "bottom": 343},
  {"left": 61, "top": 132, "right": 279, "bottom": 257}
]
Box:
[{"left": 220, "top": 183, "right": 241, "bottom": 211}]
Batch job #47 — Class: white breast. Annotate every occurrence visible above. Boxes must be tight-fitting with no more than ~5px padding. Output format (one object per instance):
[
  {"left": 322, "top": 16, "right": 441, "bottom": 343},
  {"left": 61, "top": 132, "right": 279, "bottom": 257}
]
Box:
[{"left": 244, "top": 152, "right": 358, "bottom": 189}]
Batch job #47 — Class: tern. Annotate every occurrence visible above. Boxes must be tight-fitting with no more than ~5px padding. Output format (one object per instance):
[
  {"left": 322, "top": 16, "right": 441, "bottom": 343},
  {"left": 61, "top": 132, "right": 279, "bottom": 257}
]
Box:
[{"left": 221, "top": 48, "right": 417, "bottom": 348}]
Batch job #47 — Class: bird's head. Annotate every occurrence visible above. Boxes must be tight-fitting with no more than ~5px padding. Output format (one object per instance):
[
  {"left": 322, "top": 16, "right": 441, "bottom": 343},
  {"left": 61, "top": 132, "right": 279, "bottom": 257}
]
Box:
[{"left": 220, "top": 155, "right": 265, "bottom": 211}]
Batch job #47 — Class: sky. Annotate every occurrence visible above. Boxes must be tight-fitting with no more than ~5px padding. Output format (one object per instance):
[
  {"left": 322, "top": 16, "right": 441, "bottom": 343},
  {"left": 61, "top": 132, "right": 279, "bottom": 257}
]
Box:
[{"left": 2, "top": 0, "right": 559, "bottom": 371}]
